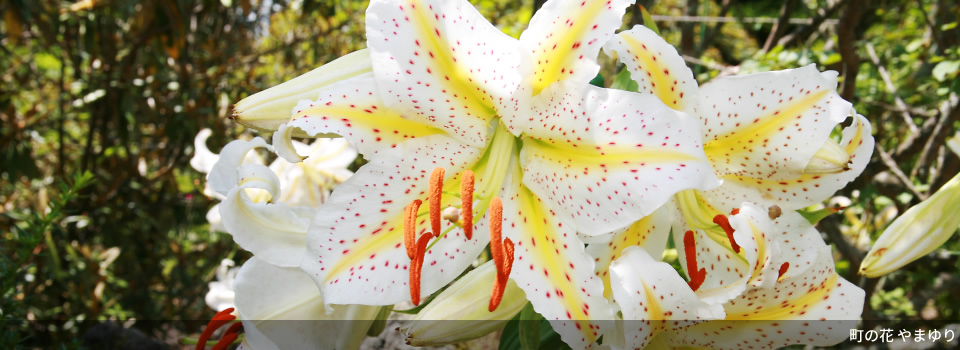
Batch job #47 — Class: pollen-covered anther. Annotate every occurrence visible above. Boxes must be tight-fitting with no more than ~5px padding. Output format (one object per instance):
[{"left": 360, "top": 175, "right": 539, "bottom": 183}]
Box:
[
  {"left": 712, "top": 214, "right": 740, "bottom": 253},
  {"left": 777, "top": 262, "right": 789, "bottom": 282},
  {"left": 429, "top": 167, "right": 445, "bottom": 238},
  {"left": 196, "top": 307, "right": 241, "bottom": 350},
  {"left": 460, "top": 170, "right": 475, "bottom": 240},
  {"left": 410, "top": 233, "right": 432, "bottom": 306},
  {"left": 683, "top": 230, "right": 707, "bottom": 292},
  {"left": 403, "top": 199, "right": 424, "bottom": 259},
  {"left": 487, "top": 197, "right": 513, "bottom": 311}
]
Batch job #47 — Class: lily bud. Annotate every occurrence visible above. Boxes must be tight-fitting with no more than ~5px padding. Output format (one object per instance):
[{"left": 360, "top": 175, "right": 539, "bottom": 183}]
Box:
[
  {"left": 804, "top": 138, "right": 850, "bottom": 174},
  {"left": 860, "top": 171, "right": 960, "bottom": 277},
  {"left": 232, "top": 49, "right": 372, "bottom": 134},
  {"left": 401, "top": 261, "right": 526, "bottom": 346}
]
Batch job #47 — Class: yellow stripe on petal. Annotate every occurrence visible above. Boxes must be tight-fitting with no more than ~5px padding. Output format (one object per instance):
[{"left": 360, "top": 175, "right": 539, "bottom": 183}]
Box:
[
  {"left": 604, "top": 26, "right": 699, "bottom": 113},
  {"left": 704, "top": 88, "right": 830, "bottom": 157},
  {"left": 288, "top": 76, "right": 444, "bottom": 158},
  {"left": 585, "top": 207, "right": 670, "bottom": 299},
  {"left": 522, "top": 0, "right": 634, "bottom": 94},
  {"left": 500, "top": 164, "right": 614, "bottom": 349}
]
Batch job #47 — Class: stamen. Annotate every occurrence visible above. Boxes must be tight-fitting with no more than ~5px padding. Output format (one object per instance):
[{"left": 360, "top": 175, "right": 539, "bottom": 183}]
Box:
[
  {"left": 767, "top": 205, "right": 782, "bottom": 220},
  {"left": 712, "top": 214, "right": 740, "bottom": 253},
  {"left": 487, "top": 197, "right": 512, "bottom": 312},
  {"left": 683, "top": 230, "right": 706, "bottom": 292},
  {"left": 460, "top": 170, "right": 475, "bottom": 240},
  {"left": 409, "top": 233, "right": 432, "bottom": 306},
  {"left": 777, "top": 262, "right": 789, "bottom": 281},
  {"left": 210, "top": 322, "right": 243, "bottom": 350},
  {"left": 196, "top": 308, "right": 236, "bottom": 350},
  {"left": 730, "top": 208, "right": 740, "bottom": 215},
  {"left": 403, "top": 199, "right": 423, "bottom": 259},
  {"left": 488, "top": 197, "right": 505, "bottom": 275},
  {"left": 429, "top": 167, "right": 445, "bottom": 238}
]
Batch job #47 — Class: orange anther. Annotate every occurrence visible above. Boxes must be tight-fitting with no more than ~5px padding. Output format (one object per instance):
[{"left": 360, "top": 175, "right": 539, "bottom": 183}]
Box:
[
  {"left": 409, "top": 233, "right": 432, "bottom": 306},
  {"left": 487, "top": 197, "right": 513, "bottom": 312},
  {"left": 730, "top": 208, "right": 740, "bottom": 215},
  {"left": 211, "top": 322, "right": 243, "bottom": 350},
  {"left": 460, "top": 170, "right": 475, "bottom": 240},
  {"left": 196, "top": 308, "right": 236, "bottom": 350},
  {"left": 429, "top": 167, "right": 445, "bottom": 238},
  {"left": 683, "top": 230, "right": 706, "bottom": 291},
  {"left": 403, "top": 199, "right": 423, "bottom": 259},
  {"left": 713, "top": 214, "right": 740, "bottom": 254},
  {"left": 778, "top": 262, "right": 789, "bottom": 281}
]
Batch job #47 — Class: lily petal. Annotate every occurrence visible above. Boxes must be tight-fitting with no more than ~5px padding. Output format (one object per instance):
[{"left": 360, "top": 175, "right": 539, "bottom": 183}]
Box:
[
  {"left": 729, "top": 203, "right": 783, "bottom": 290},
  {"left": 665, "top": 246, "right": 864, "bottom": 349},
  {"left": 220, "top": 163, "right": 313, "bottom": 267},
  {"left": 609, "top": 246, "right": 725, "bottom": 350},
  {"left": 208, "top": 137, "right": 271, "bottom": 197},
  {"left": 519, "top": 81, "right": 719, "bottom": 235},
  {"left": 860, "top": 169, "right": 960, "bottom": 277},
  {"left": 704, "top": 114, "right": 874, "bottom": 211},
  {"left": 191, "top": 128, "right": 220, "bottom": 173},
  {"left": 699, "top": 65, "right": 851, "bottom": 180},
  {"left": 585, "top": 205, "right": 671, "bottom": 299},
  {"left": 234, "top": 257, "right": 380, "bottom": 350},
  {"left": 670, "top": 224, "right": 749, "bottom": 305},
  {"left": 602, "top": 25, "right": 699, "bottom": 114},
  {"left": 365, "top": 0, "right": 524, "bottom": 147},
  {"left": 287, "top": 75, "right": 445, "bottom": 159},
  {"left": 272, "top": 124, "right": 306, "bottom": 163},
  {"left": 520, "top": 0, "right": 635, "bottom": 95},
  {"left": 499, "top": 163, "right": 615, "bottom": 349},
  {"left": 301, "top": 135, "right": 491, "bottom": 306},
  {"left": 233, "top": 49, "right": 373, "bottom": 134}
]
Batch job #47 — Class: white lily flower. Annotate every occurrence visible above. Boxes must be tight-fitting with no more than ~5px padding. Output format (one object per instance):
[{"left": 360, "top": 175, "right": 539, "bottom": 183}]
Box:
[
  {"left": 233, "top": 257, "right": 381, "bottom": 350},
  {"left": 238, "top": 1, "right": 720, "bottom": 347},
  {"left": 595, "top": 25, "right": 873, "bottom": 306}
]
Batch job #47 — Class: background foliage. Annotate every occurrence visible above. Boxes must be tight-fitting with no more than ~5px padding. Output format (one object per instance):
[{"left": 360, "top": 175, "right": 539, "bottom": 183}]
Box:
[{"left": 1, "top": 0, "right": 958, "bottom": 348}]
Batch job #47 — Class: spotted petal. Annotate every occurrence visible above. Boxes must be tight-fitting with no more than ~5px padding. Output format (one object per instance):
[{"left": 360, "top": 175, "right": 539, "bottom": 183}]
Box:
[
  {"left": 698, "top": 65, "right": 852, "bottom": 180},
  {"left": 519, "top": 81, "right": 719, "bottom": 235},
  {"left": 301, "top": 135, "right": 491, "bottom": 306},
  {"left": 521, "top": 0, "right": 634, "bottom": 95},
  {"left": 670, "top": 222, "right": 750, "bottom": 305},
  {"left": 703, "top": 114, "right": 874, "bottom": 211},
  {"left": 287, "top": 75, "right": 445, "bottom": 159},
  {"left": 220, "top": 163, "right": 314, "bottom": 267},
  {"left": 728, "top": 203, "right": 783, "bottom": 290},
  {"left": 585, "top": 205, "right": 671, "bottom": 299},
  {"left": 603, "top": 25, "right": 700, "bottom": 114},
  {"left": 234, "top": 257, "right": 380, "bottom": 350},
  {"left": 499, "top": 163, "right": 615, "bottom": 349},
  {"left": 609, "top": 247, "right": 725, "bottom": 350},
  {"left": 664, "top": 246, "right": 864, "bottom": 349},
  {"left": 366, "top": 0, "right": 524, "bottom": 147}
]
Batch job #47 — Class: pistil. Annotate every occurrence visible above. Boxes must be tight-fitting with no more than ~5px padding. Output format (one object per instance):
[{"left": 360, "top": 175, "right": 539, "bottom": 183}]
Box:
[
  {"left": 712, "top": 214, "right": 740, "bottom": 253},
  {"left": 683, "top": 230, "right": 707, "bottom": 291}
]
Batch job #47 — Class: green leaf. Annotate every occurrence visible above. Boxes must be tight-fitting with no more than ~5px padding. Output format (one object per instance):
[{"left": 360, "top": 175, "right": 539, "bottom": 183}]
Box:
[
  {"left": 797, "top": 207, "right": 842, "bottom": 225},
  {"left": 932, "top": 60, "right": 960, "bottom": 82},
  {"left": 638, "top": 5, "right": 660, "bottom": 35},
  {"left": 518, "top": 303, "right": 540, "bottom": 350},
  {"left": 367, "top": 305, "right": 393, "bottom": 336},
  {"left": 610, "top": 68, "right": 639, "bottom": 93},
  {"left": 589, "top": 73, "right": 605, "bottom": 87},
  {"left": 499, "top": 306, "right": 571, "bottom": 350}
]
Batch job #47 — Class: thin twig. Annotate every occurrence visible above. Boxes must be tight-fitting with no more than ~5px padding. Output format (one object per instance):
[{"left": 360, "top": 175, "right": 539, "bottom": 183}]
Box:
[
  {"left": 875, "top": 144, "right": 927, "bottom": 200},
  {"left": 865, "top": 43, "right": 919, "bottom": 134}
]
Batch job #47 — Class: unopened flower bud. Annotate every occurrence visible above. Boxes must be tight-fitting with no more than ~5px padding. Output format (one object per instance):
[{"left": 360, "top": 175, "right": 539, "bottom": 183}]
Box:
[
  {"left": 232, "top": 49, "right": 372, "bottom": 134},
  {"left": 401, "top": 261, "right": 526, "bottom": 346}
]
